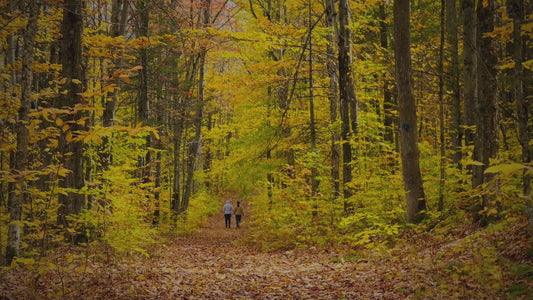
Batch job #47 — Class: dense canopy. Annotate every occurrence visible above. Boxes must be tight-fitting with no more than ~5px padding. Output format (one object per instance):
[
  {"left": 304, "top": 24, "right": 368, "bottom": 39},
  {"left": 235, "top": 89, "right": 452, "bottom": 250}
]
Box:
[{"left": 1, "top": 0, "right": 533, "bottom": 298}]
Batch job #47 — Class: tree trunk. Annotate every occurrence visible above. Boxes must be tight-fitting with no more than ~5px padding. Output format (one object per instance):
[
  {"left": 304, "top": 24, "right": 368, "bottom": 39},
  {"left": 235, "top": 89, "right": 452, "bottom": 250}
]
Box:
[
  {"left": 57, "top": 0, "right": 86, "bottom": 226},
  {"left": 136, "top": 0, "right": 151, "bottom": 180},
  {"left": 507, "top": 0, "right": 532, "bottom": 231},
  {"left": 447, "top": 0, "right": 461, "bottom": 167},
  {"left": 181, "top": 0, "right": 211, "bottom": 214},
  {"left": 325, "top": 0, "right": 340, "bottom": 201},
  {"left": 380, "top": 3, "right": 395, "bottom": 147},
  {"left": 101, "top": 0, "right": 128, "bottom": 170},
  {"left": 438, "top": 0, "right": 446, "bottom": 211},
  {"left": 338, "top": 0, "right": 358, "bottom": 212},
  {"left": 472, "top": 0, "right": 499, "bottom": 225},
  {"left": 462, "top": 0, "right": 476, "bottom": 147},
  {"left": 393, "top": 0, "right": 427, "bottom": 223},
  {"left": 308, "top": 0, "right": 318, "bottom": 214},
  {"left": 171, "top": 113, "right": 184, "bottom": 215},
  {"left": 6, "top": 0, "right": 40, "bottom": 264}
]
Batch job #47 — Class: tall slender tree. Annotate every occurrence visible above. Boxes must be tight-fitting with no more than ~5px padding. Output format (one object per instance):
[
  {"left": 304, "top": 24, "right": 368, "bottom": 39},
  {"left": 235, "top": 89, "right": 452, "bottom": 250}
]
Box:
[
  {"left": 325, "top": 0, "right": 340, "bottom": 201},
  {"left": 101, "top": 0, "right": 128, "bottom": 170},
  {"left": 181, "top": 0, "right": 211, "bottom": 213},
  {"left": 6, "top": 0, "right": 40, "bottom": 264},
  {"left": 393, "top": 0, "right": 427, "bottom": 223},
  {"left": 337, "top": 0, "right": 358, "bottom": 212},
  {"left": 472, "top": 0, "right": 499, "bottom": 225},
  {"left": 380, "top": 2, "right": 395, "bottom": 148},
  {"left": 438, "top": 0, "right": 446, "bottom": 211},
  {"left": 136, "top": 0, "right": 151, "bottom": 179},
  {"left": 462, "top": 0, "right": 476, "bottom": 146},
  {"left": 446, "top": 0, "right": 461, "bottom": 167},
  {"left": 308, "top": 0, "right": 318, "bottom": 212},
  {"left": 507, "top": 0, "right": 532, "bottom": 230},
  {"left": 57, "top": 0, "right": 86, "bottom": 225}
]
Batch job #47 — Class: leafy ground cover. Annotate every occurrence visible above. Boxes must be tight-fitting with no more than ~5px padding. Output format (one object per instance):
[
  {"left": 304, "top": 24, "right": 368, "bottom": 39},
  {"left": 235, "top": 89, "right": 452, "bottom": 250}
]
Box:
[{"left": 1, "top": 214, "right": 533, "bottom": 299}]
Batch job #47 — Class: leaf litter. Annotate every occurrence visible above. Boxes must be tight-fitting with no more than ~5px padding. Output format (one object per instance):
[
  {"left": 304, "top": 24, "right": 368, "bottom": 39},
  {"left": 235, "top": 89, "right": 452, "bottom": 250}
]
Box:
[{"left": 1, "top": 215, "right": 533, "bottom": 299}]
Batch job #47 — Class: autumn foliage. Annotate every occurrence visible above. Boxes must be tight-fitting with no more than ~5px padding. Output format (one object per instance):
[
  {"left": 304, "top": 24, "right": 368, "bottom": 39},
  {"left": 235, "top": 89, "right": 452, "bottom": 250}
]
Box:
[{"left": 1, "top": 0, "right": 533, "bottom": 298}]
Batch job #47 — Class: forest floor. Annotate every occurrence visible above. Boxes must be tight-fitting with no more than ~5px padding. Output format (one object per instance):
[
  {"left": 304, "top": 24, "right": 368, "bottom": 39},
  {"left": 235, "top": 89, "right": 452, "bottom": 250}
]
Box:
[{"left": 1, "top": 212, "right": 533, "bottom": 299}]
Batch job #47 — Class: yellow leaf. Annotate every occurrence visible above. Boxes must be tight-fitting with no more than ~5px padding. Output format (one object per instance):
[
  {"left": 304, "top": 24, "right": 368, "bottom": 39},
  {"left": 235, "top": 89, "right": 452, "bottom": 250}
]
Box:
[
  {"left": 523, "top": 59, "right": 533, "bottom": 71},
  {"left": 484, "top": 163, "right": 526, "bottom": 176},
  {"left": 127, "top": 66, "right": 143, "bottom": 72},
  {"left": 522, "top": 22, "right": 533, "bottom": 33},
  {"left": 77, "top": 117, "right": 90, "bottom": 126},
  {"left": 47, "top": 138, "right": 58, "bottom": 148},
  {"left": 102, "top": 84, "right": 116, "bottom": 93},
  {"left": 56, "top": 118, "right": 63, "bottom": 127},
  {"left": 58, "top": 168, "right": 71, "bottom": 177},
  {"left": 463, "top": 159, "right": 484, "bottom": 166},
  {"left": 72, "top": 79, "right": 82, "bottom": 84},
  {"left": 119, "top": 74, "right": 130, "bottom": 84}
]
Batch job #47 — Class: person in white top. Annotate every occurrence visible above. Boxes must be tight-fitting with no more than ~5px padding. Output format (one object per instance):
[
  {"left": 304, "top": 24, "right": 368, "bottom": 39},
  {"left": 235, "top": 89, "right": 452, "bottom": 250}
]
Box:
[{"left": 223, "top": 200, "right": 234, "bottom": 228}]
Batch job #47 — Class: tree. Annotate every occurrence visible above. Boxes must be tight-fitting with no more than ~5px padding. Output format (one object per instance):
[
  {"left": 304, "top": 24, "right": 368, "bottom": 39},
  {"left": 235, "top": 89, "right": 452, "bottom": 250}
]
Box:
[
  {"left": 438, "top": 0, "right": 445, "bottom": 211},
  {"left": 101, "top": 0, "right": 129, "bottom": 170},
  {"left": 136, "top": 0, "right": 151, "bottom": 178},
  {"left": 181, "top": 0, "right": 211, "bottom": 213},
  {"left": 325, "top": 0, "right": 340, "bottom": 201},
  {"left": 57, "top": 0, "right": 86, "bottom": 226},
  {"left": 379, "top": 2, "right": 395, "bottom": 148},
  {"left": 462, "top": 0, "right": 476, "bottom": 147},
  {"left": 507, "top": 0, "right": 532, "bottom": 230},
  {"left": 337, "top": 0, "right": 358, "bottom": 212},
  {"left": 307, "top": 0, "right": 318, "bottom": 208},
  {"left": 472, "top": 0, "right": 499, "bottom": 225},
  {"left": 446, "top": 0, "right": 461, "bottom": 167},
  {"left": 6, "top": 0, "right": 40, "bottom": 264},
  {"left": 393, "top": 0, "right": 427, "bottom": 223}
]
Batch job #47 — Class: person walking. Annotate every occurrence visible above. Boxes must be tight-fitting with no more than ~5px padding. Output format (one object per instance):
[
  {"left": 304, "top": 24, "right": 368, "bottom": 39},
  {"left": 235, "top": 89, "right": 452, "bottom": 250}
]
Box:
[
  {"left": 234, "top": 201, "right": 244, "bottom": 228},
  {"left": 223, "top": 200, "right": 234, "bottom": 228}
]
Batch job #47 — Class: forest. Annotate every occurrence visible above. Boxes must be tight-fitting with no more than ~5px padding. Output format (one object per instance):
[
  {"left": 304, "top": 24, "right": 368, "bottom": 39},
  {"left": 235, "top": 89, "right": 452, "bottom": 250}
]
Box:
[{"left": 1, "top": 0, "right": 533, "bottom": 298}]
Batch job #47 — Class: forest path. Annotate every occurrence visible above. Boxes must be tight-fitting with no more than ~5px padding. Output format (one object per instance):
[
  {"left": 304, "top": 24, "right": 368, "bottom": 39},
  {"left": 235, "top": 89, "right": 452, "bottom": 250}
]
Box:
[
  {"left": 1, "top": 212, "right": 443, "bottom": 299},
  {"left": 88, "top": 213, "right": 403, "bottom": 299},
  {"left": 2, "top": 212, "right": 520, "bottom": 299}
]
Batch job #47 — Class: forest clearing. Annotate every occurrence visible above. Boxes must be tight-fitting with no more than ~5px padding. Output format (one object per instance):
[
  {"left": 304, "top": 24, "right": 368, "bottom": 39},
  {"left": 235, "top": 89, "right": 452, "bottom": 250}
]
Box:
[{"left": 2, "top": 0, "right": 533, "bottom": 298}]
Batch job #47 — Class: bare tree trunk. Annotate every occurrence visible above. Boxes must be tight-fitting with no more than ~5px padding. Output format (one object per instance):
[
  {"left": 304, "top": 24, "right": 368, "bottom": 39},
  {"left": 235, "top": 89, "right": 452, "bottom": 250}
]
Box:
[
  {"left": 136, "top": 0, "right": 151, "bottom": 178},
  {"left": 507, "top": 0, "right": 532, "bottom": 231},
  {"left": 438, "top": 0, "right": 446, "bottom": 211},
  {"left": 171, "top": 113, "right": 184, "bottom": 215},
  {"left": 472, "top": 0, "right": 499, "bottom": 225},
  {"left": 308, "top": 0, "right": 318, "bottom": 215},
  {"left": 447, "top": 0, "right": 461, "bottom": 167},
  {"left": 380, "top": 3, "right": 395, "bottom": 148},
  {"left": 6, "top": 0, "right": 40, "bottom": 264},
  {"left": 181, "top": 0, "right": 211, "bottom": 214},
  {"left": 462, "top": 0, "right": 476, "bottom": 147},
  {"left": 325, "top": 0, "right": 340, "bottom": 201},
  {"left": 58, "top": 0, "right": 86, "bottom": 225},
  {"left": 338, "top": 0, "right": 358, "bottom": 213},
  {"left": 393, "top": 0, "right": 427, "bottom": 223},
  {"left": 102, "top": 0, "right": 128, "bottom": 170}
]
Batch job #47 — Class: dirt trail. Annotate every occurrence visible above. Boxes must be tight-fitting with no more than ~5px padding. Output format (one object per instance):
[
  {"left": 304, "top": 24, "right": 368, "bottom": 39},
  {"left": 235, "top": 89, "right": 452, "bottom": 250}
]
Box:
[
  {"left": 84, "top": 213, "right": 399, "bottom": 299},
  {"left": 0, "top": 214, "right": 432, "bottom": 299},
  {"left": 2, "top": 212, "right": 526, "bottom": 299}
]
